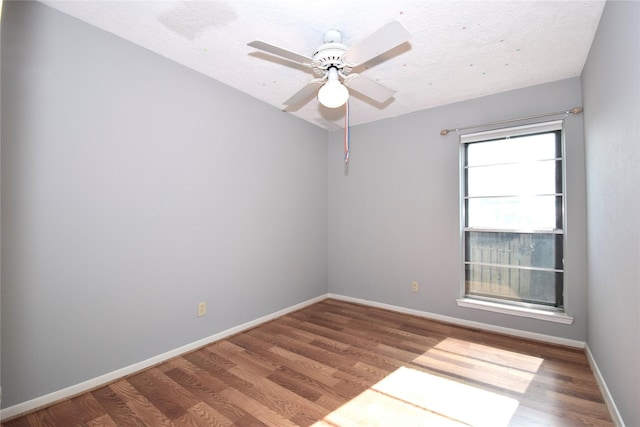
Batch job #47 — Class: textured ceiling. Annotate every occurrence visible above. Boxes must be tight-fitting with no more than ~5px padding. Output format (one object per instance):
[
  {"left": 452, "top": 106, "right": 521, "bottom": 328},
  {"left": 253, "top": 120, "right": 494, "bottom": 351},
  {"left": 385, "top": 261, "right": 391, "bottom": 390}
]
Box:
[{"left": 39, "top": 0, "right": 605, "bottom": 130}]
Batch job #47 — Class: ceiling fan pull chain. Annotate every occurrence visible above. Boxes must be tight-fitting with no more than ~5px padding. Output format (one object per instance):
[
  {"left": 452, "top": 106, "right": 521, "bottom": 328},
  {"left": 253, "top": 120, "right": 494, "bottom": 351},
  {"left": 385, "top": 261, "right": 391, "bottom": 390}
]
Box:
[{"left": 344, "top": 100, "right": 350, "bottom": 165}]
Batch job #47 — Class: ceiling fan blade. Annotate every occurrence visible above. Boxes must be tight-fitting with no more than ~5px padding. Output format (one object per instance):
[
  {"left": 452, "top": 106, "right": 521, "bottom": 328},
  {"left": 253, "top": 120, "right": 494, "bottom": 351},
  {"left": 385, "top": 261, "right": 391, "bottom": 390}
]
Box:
[
  {"left": 344, "top": 74, "right": 396, "bottom": 104},
  {"left": 343, "top": 21, "right": 411, "bottom": 66},
  {"left": 247, "top": 41, "right": 313, "bottom": 66},
  {"left": 283, "top": 79, "right": 325, "bottom": 106}
]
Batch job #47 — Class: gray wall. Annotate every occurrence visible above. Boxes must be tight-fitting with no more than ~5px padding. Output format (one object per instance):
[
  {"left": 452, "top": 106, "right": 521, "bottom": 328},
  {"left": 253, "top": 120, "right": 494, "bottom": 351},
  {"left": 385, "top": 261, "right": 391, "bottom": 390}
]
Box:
[
  {"left": 1, "top": 1, "right": 327, "bottom": 408},
  {"left": 328, "top": 77, "right": 588, "bottom": 341},
  {"left": 582, "top": 1, "right": 640, "bottom": 426}
]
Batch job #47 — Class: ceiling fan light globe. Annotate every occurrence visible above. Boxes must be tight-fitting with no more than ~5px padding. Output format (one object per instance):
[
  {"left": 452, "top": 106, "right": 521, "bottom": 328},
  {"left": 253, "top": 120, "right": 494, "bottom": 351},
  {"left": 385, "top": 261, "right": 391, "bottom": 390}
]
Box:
[{"left": 318, "top": 81, "right": 349, "bottom": 108}]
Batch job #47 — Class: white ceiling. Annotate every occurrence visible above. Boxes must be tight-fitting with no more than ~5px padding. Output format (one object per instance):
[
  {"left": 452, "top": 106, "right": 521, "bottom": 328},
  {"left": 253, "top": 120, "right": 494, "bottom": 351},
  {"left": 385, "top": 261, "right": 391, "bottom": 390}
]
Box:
[{"left": 39, "top": 0, "right": 605, "bottom": 130}]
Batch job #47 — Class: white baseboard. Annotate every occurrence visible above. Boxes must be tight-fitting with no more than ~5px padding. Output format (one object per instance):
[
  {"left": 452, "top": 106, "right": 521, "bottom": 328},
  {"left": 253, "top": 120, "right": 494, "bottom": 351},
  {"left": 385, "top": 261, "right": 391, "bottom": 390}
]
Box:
[
  {"left": 585, "top": 345, "right": 625, "bottom": 427},
  {"left": 328, "top": 293, "right": 586, "bottom": 349},
  {"left": 0, "top": 294, "right": 327, "bottom": 421}
]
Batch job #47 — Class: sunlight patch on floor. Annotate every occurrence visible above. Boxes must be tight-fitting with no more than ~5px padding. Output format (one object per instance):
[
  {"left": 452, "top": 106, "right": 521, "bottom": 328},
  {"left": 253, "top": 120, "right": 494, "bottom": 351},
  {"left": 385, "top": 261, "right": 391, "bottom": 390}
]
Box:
[
  {"left": 434, "top": 338, "right": 544, "bottom": 373},
  {"left": 413, "top": 337, "right": 544, "bottom": 393},
  {"left": 313, "top": 366, "right": 519, "bottom": 427}
]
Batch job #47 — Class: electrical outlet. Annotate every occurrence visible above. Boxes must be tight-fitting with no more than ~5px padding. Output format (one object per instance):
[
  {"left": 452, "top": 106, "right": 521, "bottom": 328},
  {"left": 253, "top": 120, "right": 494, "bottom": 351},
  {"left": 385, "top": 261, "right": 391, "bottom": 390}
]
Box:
[
  {"left": 197, "top": 302, "right": 207, "bottom": 317},
  {"left": 412, "top": 281, "right": 419, "bottom": 292}
]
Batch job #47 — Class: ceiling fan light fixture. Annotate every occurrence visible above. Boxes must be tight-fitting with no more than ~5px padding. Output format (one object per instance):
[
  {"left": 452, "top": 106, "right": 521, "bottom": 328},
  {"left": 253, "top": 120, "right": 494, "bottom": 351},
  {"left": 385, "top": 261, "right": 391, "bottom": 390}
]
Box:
[
  {"left": 318, "top": 80, "right": 349, "bottom": 108},
  {"left": 318, "top": 68, "right": 349, "bottom": 108}
]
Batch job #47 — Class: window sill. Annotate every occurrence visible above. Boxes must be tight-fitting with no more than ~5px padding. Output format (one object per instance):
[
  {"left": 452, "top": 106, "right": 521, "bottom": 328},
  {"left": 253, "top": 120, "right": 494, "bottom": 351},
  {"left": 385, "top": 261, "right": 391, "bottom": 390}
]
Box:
[{"left": 456, "top": 298, "right": 574, "bottom": 324}]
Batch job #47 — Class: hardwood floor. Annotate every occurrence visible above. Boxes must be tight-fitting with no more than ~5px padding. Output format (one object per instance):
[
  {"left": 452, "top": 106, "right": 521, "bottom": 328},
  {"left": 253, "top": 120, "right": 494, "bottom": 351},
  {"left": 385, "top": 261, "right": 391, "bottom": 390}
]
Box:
[{"left": 2, "top": 299, "right": 613, "bottom": 426}]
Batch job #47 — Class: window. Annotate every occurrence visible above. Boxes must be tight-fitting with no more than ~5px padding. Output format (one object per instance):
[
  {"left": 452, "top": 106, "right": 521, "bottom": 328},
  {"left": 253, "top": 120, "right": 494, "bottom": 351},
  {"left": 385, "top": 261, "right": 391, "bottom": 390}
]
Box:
[{"left": 461, "top": 121, "right": 564, "bottom": 311}]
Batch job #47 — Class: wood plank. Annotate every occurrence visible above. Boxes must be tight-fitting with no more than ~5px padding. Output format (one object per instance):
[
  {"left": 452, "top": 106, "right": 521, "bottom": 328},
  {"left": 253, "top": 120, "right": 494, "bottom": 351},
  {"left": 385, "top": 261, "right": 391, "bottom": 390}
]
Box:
[
  {"left": 184, "top": 402, "right": 234, "bottom": 427},
  {"left": 125, "top": 369, "right": 198, "bottom": 421},
  {"left": 162, "top": 367, "right": 247, "bottom": 424},
  {"left": 91, "top": 385, "right": 146, "bottom": 426},
  {"left": 70, "top": 393, "right": 108, "bottom": 422},
  {"left": 217, "top": 387, "right": 298, "bottom": 427},
  {"left": 86, "top": 413, "right": 119, "bottom": 427},
  {"left": 46, "top": 398, "right": 93, "bottom": 426},
  {"left": 109, "top": 380, "right": 173, "bottom": 427}
]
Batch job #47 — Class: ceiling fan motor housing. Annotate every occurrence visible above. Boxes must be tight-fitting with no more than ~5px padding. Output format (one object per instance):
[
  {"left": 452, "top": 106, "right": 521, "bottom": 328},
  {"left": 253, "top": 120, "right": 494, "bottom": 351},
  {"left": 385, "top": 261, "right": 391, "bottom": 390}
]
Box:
[{"left": 312, "top": 37, "right": 352, "bottom": 77}]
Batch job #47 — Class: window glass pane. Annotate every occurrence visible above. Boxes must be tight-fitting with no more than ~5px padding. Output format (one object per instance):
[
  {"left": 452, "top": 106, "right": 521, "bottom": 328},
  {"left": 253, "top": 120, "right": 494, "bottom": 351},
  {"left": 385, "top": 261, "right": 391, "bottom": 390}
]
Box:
[
  {"left": 465, "top": 231, "right": 562, "bottom": 270},
  {"left": 467, "top": 196, "right": 560, "bottom": 230},
  {"left": 466, "top": 133, "right": 556, "bottom": 166},
  {"left": 462, "top": 126, "right": 563, "bottom": 309},
  {"left": 465, "top": 264, "right": 561, "bottom": 306},
  {"left": 467, "top": 160, "right": 558, "bottom": 197}
]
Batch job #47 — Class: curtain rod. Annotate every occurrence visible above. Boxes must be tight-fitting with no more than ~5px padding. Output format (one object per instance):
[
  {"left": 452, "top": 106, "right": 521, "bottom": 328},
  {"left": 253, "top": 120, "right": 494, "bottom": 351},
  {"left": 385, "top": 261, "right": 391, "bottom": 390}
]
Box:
[{"left": 439, "top": 106, "right": 583, "bottom": 136}]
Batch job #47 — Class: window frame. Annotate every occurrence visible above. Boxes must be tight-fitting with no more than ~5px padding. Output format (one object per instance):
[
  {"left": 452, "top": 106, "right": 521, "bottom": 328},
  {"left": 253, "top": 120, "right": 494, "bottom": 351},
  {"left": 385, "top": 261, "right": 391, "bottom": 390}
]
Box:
[{"left": 457, "top": 120, "right": 573, "bottom": 323}]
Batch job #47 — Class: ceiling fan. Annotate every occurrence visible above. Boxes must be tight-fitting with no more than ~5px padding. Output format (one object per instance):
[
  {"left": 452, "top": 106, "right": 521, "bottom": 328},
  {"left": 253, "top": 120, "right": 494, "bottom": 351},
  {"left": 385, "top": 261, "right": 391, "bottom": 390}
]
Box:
[{"left": 247, "top": 21, "right": 411, "bottom": 109}]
